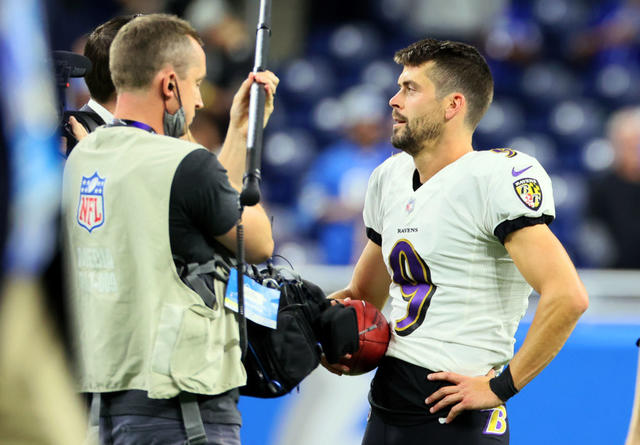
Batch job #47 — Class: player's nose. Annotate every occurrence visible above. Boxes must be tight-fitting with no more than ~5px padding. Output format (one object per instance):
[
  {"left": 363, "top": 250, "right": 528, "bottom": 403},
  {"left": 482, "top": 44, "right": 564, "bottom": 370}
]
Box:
[{"left": 389, "top": 91, "right": 401, "bottom": 109}]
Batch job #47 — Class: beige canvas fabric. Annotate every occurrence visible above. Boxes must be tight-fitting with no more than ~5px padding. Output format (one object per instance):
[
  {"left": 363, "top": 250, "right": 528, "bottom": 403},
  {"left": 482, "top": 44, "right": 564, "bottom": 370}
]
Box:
[{"left": 62, "top": 126, "right": 245, "bottom": 399}]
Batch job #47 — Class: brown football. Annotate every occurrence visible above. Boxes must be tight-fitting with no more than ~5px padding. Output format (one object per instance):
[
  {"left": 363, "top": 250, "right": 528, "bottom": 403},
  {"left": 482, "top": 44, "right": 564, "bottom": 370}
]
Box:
[{"left": 340, "top": 299, "right": 390, "bottom": 375}]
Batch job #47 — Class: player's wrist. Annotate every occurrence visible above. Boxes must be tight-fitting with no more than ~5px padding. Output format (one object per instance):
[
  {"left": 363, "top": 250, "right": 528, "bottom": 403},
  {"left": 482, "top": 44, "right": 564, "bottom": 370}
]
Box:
[{"left": 489, "top": 366, "right": 519, "bottom": 402}]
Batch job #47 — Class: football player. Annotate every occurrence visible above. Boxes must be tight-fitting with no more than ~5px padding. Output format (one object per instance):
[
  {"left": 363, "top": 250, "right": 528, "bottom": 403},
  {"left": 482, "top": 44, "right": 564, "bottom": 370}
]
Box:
[{"left": 326, "top": 38, "right": 588, "bottom": 445}]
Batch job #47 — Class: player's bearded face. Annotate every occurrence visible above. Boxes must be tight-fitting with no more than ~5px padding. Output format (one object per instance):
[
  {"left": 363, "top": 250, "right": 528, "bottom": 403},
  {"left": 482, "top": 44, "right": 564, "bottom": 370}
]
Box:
[{"left": 391, "top": 107, "right": 443, "bottom": 156}]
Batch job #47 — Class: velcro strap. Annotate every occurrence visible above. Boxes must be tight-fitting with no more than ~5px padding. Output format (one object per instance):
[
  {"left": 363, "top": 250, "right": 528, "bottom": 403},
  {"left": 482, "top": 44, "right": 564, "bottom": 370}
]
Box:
[
  {"left": 88, "top": 392, "right": 101, "bottom": 427},
  {"left": 83, "top": 393, "right": 101, "bottom": 445},
  {"left": 187, "top": 258, "right": 230, "bottom": 282},
  {"left": 184, "top": 272, "right": 217, "bottom": 309},
  {"left": 183, "top": 258, "right": 230, "bottom": 309},
  {"left": 179, "top": 393, "right": 207, "bottom": 445}
]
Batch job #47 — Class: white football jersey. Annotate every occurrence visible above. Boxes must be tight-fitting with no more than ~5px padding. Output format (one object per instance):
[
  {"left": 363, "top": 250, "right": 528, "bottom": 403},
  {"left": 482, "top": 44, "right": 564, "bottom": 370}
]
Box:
[{"left": 363, "top": 148, "right": 555, "bottom": 376}]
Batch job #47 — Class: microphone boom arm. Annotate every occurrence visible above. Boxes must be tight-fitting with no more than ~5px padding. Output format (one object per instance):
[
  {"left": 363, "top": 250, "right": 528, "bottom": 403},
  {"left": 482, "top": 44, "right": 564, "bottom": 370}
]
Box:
[
  {"left": 240, "top": 0, "right": 272, "bottom": 207},
  {"left": 236, "top": 0, "right": 273, "bottom": 360}
]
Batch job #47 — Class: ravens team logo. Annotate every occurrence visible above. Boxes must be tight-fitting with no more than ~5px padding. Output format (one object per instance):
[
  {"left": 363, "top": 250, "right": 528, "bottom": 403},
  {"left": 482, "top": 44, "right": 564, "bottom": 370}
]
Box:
[{"left": 513, "top": 178, "right": 542, "bottom": 210}]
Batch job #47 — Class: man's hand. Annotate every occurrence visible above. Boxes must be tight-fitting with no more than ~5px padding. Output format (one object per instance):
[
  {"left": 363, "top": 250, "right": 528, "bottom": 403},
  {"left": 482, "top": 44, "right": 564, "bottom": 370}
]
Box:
[
  {"left": 319, "top": 297, "right": 353, "bottom": 375},
  {"left": 228, "top": 70, "right": 279, "bottom": 136},
  {"left": 68, "top": 116, "right": 88, "bottom": 141},
  {"left": 320, "top": 353, "right": 352, "bottom": 376},
  {"left": 425, "top": 370, "right": 502, "bottom": 423}
]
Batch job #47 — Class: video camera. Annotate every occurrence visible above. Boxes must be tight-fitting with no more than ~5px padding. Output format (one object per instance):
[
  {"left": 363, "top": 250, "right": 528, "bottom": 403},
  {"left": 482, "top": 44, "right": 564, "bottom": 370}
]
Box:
[{"left": 53, "top": 51, "right": 102, "bottom": 155}]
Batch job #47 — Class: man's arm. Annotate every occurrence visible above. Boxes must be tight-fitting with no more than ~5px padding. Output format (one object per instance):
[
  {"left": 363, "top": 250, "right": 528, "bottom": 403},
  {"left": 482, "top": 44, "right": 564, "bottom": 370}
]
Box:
[
  {"left": 502, "top": 224, "right": 588, "bottom": 388},
  {"left": 214, "top": 220, "right": 273, "bottom": 264},
  {"left": 426, "top": 224, "right": 588, "bottom": 423},
  {"left": 214, "top": 71, "right": 279, "bottom": 263},
  {"left": 218, "top": 71, "right": 278, "bottom": 185},
  {"left": 329, "top": 240, "right": 391, "bottom": 311}
]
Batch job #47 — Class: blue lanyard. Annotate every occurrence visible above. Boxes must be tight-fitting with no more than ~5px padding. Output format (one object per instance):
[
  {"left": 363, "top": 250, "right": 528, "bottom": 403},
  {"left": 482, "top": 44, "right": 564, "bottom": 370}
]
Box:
[{"left": 110, "top": 119, "right": 156, "bottom": 133}]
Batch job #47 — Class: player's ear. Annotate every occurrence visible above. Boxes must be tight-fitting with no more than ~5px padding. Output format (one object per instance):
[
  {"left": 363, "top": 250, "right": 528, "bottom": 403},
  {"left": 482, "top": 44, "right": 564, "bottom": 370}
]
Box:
[{"left": 444, "top": 92, "right": 465, "bottom": 121}]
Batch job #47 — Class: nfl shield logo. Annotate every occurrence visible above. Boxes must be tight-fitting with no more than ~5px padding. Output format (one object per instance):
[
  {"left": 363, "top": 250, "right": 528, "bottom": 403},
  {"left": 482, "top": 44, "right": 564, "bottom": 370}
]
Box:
[
  {"left": 405, "top": 197, "right": 415, "bottom": 214},
  {"left": 77, "top": 172, "right": 106, "bottom": 232},
  {"left": 513, "top": 177, "right": 542, "bottom": 210}
]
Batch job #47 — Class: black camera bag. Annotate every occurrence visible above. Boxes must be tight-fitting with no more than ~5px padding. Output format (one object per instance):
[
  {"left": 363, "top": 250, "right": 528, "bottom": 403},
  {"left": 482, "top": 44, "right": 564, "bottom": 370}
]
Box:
[
  {"left": 176, "top": 256, "right": 359, "bottom": 399},
  {"left": 241, "top": 276, "right": 328, "bottom": 397}
]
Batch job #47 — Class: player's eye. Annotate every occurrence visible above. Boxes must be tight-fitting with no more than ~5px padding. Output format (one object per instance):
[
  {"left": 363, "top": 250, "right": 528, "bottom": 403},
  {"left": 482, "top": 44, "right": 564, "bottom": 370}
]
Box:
[{"left": 401, "top": 84, "right": 416, "bottom": 93}]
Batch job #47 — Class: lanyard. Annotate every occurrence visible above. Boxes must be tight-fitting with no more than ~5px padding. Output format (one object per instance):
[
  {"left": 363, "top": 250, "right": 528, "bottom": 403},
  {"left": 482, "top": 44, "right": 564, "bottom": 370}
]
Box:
[{"left": 109, "top": 119, "right": 156, "bottom": 133}]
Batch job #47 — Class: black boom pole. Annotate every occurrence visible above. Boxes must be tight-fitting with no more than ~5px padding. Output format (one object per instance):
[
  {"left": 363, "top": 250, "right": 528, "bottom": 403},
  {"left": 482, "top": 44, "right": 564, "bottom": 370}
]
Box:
[
  {"left": 236, "top": 0, "right": 272, "bottom": 359},
  {"left": 240, "top": 0, "right": 272, "bottom": 207}
]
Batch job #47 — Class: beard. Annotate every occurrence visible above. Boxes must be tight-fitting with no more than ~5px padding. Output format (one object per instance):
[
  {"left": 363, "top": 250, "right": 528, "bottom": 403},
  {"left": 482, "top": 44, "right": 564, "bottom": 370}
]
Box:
[{"left": 391, "top": 114, "right": 443, "bottom": 156}]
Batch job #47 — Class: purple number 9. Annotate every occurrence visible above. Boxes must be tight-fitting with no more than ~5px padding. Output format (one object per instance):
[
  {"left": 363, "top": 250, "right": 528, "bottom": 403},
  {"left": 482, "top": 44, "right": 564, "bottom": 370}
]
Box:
[{"left": 388, "top": 239, "right": 436, "bottom": 336}]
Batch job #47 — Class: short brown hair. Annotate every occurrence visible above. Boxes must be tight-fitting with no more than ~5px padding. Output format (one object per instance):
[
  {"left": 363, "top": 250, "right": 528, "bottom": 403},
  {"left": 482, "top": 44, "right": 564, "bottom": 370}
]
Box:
[
  {"left": 110, "top": 14, "right": 203, "bottom": 91},
  {"left": 394, "top": 38, "right": 494, "bottom": 129},
  {"left": 84, "top": 15, "right": 137, "bottom": 103}
]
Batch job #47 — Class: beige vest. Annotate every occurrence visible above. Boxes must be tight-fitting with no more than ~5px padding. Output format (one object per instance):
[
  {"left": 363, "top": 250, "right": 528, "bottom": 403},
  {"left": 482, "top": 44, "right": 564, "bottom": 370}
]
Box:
[{"left": 62, "top": 126, "right": 245, "bottom": 399}]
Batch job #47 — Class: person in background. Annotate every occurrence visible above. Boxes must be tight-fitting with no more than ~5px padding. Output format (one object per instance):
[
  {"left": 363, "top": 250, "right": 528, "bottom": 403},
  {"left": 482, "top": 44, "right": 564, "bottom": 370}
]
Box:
[
  {"left": 569, "top": 0, "right": 640, "bottom": 63},
  {"left": 79, "top": 15, "right": 137, "bottom": 124},
  {"left": 584, "top": 106, "right": 640, "bottom": 269},
  {"left": 65, "top": 15, "right": 137, "bottom": 146},
  {"left": 299, "top": 86, "right": 394, "bottom": 264},
  {"left": 0, "top": 0, "right": 90, "bottom": 442}
]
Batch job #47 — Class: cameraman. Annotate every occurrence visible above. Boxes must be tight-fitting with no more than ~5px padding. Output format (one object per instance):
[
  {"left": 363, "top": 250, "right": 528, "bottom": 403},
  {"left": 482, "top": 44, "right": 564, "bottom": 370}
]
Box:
[
  {"left": 79, "top": 15, "right": 137, "bottom": 126},
  {"left": 65, "top": 15, "right": 136, "bottom": 145},
  {"left": 62, "top": 14, "right": 277, "bottom": 444}
]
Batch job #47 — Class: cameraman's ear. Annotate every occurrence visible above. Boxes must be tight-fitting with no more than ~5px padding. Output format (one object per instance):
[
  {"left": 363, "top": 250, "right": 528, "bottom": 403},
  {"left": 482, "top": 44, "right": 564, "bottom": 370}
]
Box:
[{"left": 162, "top": 76, "right": 176, "bottom": 99}]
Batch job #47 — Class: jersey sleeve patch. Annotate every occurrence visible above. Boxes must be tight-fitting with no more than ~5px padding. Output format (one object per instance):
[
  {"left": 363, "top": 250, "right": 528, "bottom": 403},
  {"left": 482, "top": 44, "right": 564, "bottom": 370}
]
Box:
[
  {"left": 483, "top": 153, "right": 555, "bottom": 240},
  {"left": 513, "top": 177, "right": 542, "bottom": 210}
]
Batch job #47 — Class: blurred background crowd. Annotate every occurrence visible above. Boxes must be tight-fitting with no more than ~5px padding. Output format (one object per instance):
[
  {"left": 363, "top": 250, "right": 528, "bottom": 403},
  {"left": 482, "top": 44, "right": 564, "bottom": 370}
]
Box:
[{"left": 46, "top": 0, "right": 640, "bottom": 269}]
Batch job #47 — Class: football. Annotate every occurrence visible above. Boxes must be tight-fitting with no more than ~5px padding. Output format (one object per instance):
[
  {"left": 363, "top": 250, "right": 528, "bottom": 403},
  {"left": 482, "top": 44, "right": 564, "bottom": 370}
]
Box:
[{"left": 340, "top": 299, "right": 390, "bottom": 375}]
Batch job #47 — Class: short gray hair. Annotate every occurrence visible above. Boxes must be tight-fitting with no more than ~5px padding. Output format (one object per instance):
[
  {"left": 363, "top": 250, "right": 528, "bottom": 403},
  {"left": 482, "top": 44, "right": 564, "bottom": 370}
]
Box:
[{"left": 110, "top": 14, "right": 203, "bottom": 91}]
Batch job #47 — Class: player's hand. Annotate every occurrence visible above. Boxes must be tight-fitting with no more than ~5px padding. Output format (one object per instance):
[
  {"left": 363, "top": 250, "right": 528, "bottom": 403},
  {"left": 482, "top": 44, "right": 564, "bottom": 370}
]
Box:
[
  {"left": 328, "top": 297, "right": 350, "bottom": 305},
  {"left": 228, "top": 70, "right": 279, "bottom": 136},
  {"left": 425, "top": 369, "right": 502, "bottom": 423}
]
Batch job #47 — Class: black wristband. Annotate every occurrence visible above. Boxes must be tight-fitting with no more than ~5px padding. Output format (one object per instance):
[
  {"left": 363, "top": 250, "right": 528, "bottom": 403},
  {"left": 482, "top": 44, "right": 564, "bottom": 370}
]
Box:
[{"left": 489, "top": 366, "right": 519, "bottom": 402}]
